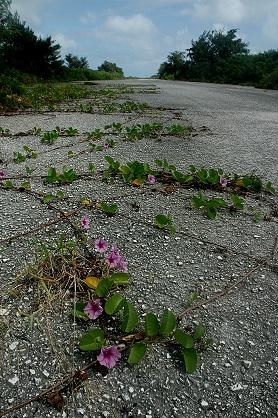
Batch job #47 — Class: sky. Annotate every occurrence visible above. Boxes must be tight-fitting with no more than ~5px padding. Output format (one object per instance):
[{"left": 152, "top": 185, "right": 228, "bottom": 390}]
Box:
[{"left": 10, "top": 0, "right": 278, "bottom": 77}]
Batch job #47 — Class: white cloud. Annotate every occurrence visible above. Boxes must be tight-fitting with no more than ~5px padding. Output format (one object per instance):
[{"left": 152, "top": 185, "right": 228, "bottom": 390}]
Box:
[
  {"left": 80, "top": 12, "right": 96, "bottom": 24},
  {"left": 104, "top": 14, "right": 156, "bottom": 35},
  {"left": 53, "top": 33, "right": 77, "bottom": 51},
  {"left": 11, "top": 0, "right": 52, "bottom": 27},
  {"left": 181, "top": 0, "right": 246, "bottom": 23}
]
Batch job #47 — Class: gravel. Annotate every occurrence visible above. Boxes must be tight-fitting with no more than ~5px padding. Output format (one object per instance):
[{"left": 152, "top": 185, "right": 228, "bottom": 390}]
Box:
[{"left": 0, "top": 80, "right": 277, "bottom": 418}]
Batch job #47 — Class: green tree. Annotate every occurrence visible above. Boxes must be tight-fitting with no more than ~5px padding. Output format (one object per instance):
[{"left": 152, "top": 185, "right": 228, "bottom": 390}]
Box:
[
  {"left": 0, "top": 10, "right": 63, "bottom": 77},
  {"left": 187, "top": 29, "right": 249, "bottom": 81},
  {"left": 65, "top": 53, "right": 89, "bottom": 69},
  {"left": 98, "top": 60, "right": 124, "bottom": 75}
]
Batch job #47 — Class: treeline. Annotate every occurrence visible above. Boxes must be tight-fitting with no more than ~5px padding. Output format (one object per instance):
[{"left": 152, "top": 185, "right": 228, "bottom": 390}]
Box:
[
  {"left": 158, "top": 29, "right": 278, "bottom": 89},
  {"left": 0, "top": 0, "right": 124, "bottom": 84}
]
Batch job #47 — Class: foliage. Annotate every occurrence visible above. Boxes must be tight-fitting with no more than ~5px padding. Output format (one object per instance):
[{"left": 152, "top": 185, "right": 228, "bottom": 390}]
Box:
[
  {"left": 45, "top": 166, "right": 78, "bottom": 184},
  {"left": 158, "top": 29, "right": 278, "bottom": 89},
  {"left": 192, "top": 192, "right": 228, "bottom": 219},
  {"left": 154, "top": 214, "right": 176, "bottom": 234},
  {"left": 98, "top": 60, "right": 124, "bottom": 76},
  {"left": 65, "top": 53, "right": 89, "bottom": 69}
]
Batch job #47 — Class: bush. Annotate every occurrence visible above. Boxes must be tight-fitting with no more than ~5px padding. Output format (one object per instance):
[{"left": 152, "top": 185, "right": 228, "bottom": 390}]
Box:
[
  {"left": 259, "top": 68, "right": 278, "bottom": 89},
  {"left": 0, "top": 74, "right": 25, "bottom": 95}
]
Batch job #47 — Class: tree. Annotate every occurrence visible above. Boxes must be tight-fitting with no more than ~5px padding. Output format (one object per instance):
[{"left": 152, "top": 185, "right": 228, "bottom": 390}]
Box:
[
  {"left": 187, "top": 29, "right": 249, "bottom": 81},
  {"left": 98, "top": 60, "right": 124, "bottom": 75},
  {"left": 0, "top": 8, "right": 63, "bottom": 77},
  {"left": 65, "top": 53, "right": 89, "bottom": 69}
]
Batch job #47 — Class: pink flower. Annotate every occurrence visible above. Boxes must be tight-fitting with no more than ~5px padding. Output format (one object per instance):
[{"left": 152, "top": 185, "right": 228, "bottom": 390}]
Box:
[
  {"left": 81, "top": 215, "right": 90, "bottom": 230},
  {"left": 104, "top": 143, "right": 109, "bottom": 150},
  {"left": 0, "top": 170, "right": 6, "bottom": 179},
  {"left": 219, "top": 177, "right": 228, "bottom": 187},
  {"left": 95, "top": 238, "right": 108, "bottom": 253},
  {"left": 106, "top": 250, "right": 119, "bottom": 268},
  {"left": 117, "top": 256, "right": 128, "bottom": 272},
  {"left": 97, "top": 346, "right": 121, "bottom": 369},
  {"left": 148, "top": 175, "right": 156, "bottom": 184},
  {"left": 84, "top": 299, "right": 103, "bottom": 320}
]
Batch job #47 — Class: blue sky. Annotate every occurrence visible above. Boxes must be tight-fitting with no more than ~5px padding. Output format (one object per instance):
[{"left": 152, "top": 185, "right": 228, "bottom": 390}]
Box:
[{"left": 11, "top": 0, "right": 278, "bottom": 77}]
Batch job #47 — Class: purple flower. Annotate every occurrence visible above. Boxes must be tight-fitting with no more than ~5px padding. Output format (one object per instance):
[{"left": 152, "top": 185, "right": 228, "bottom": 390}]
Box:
[
  {"left": 104, "top": 143, "right": 109, "bottom": 150},
  {"left": 148, "top": 175, "right": 156, "bottom": 185},
  {"left": 106, "top": 250, "right": 119, "bottom": 268},
  {"left": 117, "top": 256, "right": 128, "bottom": 272},
  {"left": 219, "top": 177, "right": 228, "bottom": 187},
  {"left": 97, "top": 346, "right": 121, "bottom": 369},
  {"left": 81, "top": 215, "right": 90, "bottom": 230},
  {"left": 84, "top": 299, "right": 103, "bottom": 320},
  {"left": 0, "top": 170, "right": 6, "bottom": 179},
  {"left": 95, "top": 238, "right": 108, "bottom": 253}
]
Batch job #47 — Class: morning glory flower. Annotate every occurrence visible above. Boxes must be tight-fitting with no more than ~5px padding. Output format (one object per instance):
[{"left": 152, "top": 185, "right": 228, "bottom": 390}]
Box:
[
  {"left": 84, "top": 299, "right": 103, "bottom": 320},
  {"left": 0, "top": 170, "right": 6, "bottom": 179},
  {"left": 95, "top": 238, "right": 108, "bottom": 253},
  {"left": 148, "top": 175, "right": 156, "bottom": 184},
  {"left": 117, "top": 256, "right": 128, "bottom": 272},
  {"left": 106, "top": 250, "right": 120, "bottom": 268},
  {"left": 219, "top": 177, "right": 228, "bottom": 187},
  {"left": 81, "top": 215, "right": 90, "bottom": 230},
  {"left": 97, "top": 346, "right": 121, "bottom": 369}
]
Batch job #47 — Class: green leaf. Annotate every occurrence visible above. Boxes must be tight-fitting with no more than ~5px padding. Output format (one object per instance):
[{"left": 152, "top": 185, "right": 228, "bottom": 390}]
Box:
[
  {"left": 79, "top": 328, "right": 105, "bottom": 351},
  {"left": 175, "top": 329, "right": 194, "bottom": 348},
  {"left": 194, "top": 323, "right": 205, "bottom": 340},
  {"left": 42, "top": 193, "right": 55, "bottom": 204},
  {"left": 121, "top": 302, "right": 139, "bottom": 333},
  {"left": 110, "top": 272, "right": 129, "bottom": 285},
  {"left": 187, "top": 292, "right": 198, "bottom": 306},
  {"left": 2, "top": 180, "right": 14, "bottom": 189},
  {"left": 155, "top": 159, "right": 163, "bottom": 167},
  {"left": 128, "top": 342, "right": 147, "bottom": 364},
  {"left": 144, "top": 313, "right": 159, "bottom": 337},
  {"left": 182, "top": 347, "right": 198, "bottom": 373},
  {"left": 207, "top": 206, "right": 217, "bottom": 220},
  {"left": 73, "top": 302, "right": 87, "bottom": 319},
  {"left": 95, "top": 277, "right": 114, "bottom": 297},
  {"left": 159, "top": 309, "right": 176, "bottom": 336},
  {"left": 104, "top": 294, "right": 125, "bottom": 315},
  {"left": 230, "top": 193, "right": 245, "bottom": 209}
]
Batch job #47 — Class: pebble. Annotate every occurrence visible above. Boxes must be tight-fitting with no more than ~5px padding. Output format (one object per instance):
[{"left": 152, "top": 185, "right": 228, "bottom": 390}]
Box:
[
  {"left": 231, "top": 383, "right": 248, "bottom": 391},
  {"left": 8, "top": 376, "right": 19, "bottom": 385},
  {"left": 9, "top": 341, "right": 19, "bottom": 350},
  {"left": 242, "top": 360, "right": 252, "bottom": 369},
  {"left": 201, "top": 400, "right": 209, "bottom": 408}
]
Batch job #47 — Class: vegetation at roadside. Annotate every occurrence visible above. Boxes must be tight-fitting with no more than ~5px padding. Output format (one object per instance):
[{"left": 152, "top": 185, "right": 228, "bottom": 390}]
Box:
[
  {"left": 158, "top": 29, "right": 278, "bottom": 89},
  {"left": 0, "top": 0, "right": 124, "bottom": 111}
]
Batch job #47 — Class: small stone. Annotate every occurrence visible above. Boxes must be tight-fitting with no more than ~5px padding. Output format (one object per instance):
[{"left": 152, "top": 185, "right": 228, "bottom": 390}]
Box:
[
  {"left": 231, "top": 383, "right": 247, "bottom": 391},
  {"left": 242, "top": 360, "right": 252, "bottom": 369},
  {"left": 9, "top": 341, "right": 19, "bottom": 350},
  {"left": 8, "top": 376, "right": 19, "bottom": 385},
  {"left": 247, "top": 340, "right": 255, "bottom": 346},
  {"left": 42, "top": 370, "right": 49, "bottom": 377},
  {"left": 178, "top": 261, "right": 183, "bottom": 266},
  {"left": 217, "top": 256, "right": 223, "bottom": 260},
  {"left": 128, "top": 387, "right": 134, "bottom": 393},
  {"left": 29, "top": 369, "right": 36, "bottom": 375},
  {"left": 0, "top": 308, "right": 8, "bottom": 316},
  {"left": 201, "top": 400, "right": 209, "bottom": 408}
]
